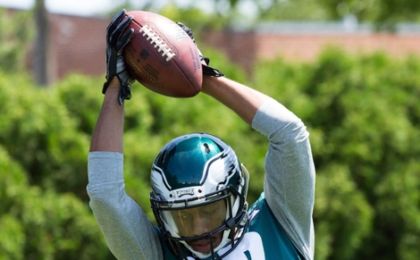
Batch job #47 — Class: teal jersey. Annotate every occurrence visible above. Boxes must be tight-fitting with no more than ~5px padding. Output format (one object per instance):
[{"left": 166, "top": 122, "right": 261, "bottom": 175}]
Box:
[
  {"left": 161, "top": 193, "right": 300, "bottom": 260},
  {"left": 247, "top": 194, "right": 301, "bottom": 260}
]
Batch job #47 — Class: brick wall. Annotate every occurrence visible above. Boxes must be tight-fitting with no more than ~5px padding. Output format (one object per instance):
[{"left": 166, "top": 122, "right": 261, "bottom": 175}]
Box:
[
  {"left": 24, "top": 12, "right": 420, "bottom": 82},
  {"left": 203, "top": 30, "right": 420, "bottom": 73},
  {"left": 257, "top": 33, "right": 420, "bottom": 62},
  {"left": 47, "top": 13, "right": 108, "bottom": 82},
  {"left": 201, "top": 30, "right": 257, "bottom": 72}
]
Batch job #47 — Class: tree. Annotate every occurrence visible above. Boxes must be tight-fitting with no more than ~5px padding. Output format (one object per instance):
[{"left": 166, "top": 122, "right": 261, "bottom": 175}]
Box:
[
  {"left": 319, "top": 0, "right": 420, "bottom": 28},
  {"left": 0, "top": 8, "right": 32, "bottom": 73},
  {"left": 33, "top": 0, "right": 50, "bottom": 86}
]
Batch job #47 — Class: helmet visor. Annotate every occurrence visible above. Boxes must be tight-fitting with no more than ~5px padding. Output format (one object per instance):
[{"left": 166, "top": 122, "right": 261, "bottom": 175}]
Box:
[{"left": 169, "top": 199, "right": 227, "bottom": 237}]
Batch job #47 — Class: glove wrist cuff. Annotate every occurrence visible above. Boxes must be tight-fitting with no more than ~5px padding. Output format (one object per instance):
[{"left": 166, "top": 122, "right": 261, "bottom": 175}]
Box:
[{"left": 203, "top": 65, "right": 224, "bottom": 77}]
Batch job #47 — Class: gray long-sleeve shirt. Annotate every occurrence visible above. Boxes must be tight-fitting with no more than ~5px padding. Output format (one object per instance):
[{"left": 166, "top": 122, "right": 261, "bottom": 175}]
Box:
[{"left": 87, "top": 98, "right": 315, "bottom": 259}]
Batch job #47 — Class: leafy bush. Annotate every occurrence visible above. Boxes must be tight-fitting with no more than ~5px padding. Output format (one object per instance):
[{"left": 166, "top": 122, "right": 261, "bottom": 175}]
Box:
[
  {"left": 1, "top": 48, "right": 419, "bottom": 259},
  {"left": 254, "top": 49, "right": 420, "bottom": 259},
  {"left": 0, "top": 73, "right": 88, "bottom": 196},
  {"left": 0, "top": 146, "right": 112, "bottom": 259}
]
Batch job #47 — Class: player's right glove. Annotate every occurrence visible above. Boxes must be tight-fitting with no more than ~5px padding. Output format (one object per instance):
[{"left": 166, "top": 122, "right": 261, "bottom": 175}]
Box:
[
  {"left": 103, "top": 10, "right": 134, "bottom": 104},
  {"left": 177, "top": 22, "right": 224, "bottom": 77}
]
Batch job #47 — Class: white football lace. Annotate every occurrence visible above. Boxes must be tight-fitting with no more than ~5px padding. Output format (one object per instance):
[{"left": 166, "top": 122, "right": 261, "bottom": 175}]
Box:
[{"left": 139, "top": 25, "right": 176, "bottom": 62}]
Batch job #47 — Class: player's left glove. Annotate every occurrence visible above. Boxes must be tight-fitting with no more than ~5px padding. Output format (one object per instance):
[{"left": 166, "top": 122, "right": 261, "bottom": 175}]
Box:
[
  {"left": 177, "top": 22, "right": 224, "bottom": 77},
  {"left": 103, "top": 10, "right": 134, "bottom": 104}
]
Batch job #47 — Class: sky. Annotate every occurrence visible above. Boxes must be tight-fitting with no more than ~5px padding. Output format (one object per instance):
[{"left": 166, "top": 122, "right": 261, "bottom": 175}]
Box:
[
  {"left": 0, "top": 0, "right": 239, "bottom": 16},
  {"left": 0, "top": 0, "right": 115, "bottom": 16},
  {"left": 0, "top": 0, "right": 257, "bottom": 18}
]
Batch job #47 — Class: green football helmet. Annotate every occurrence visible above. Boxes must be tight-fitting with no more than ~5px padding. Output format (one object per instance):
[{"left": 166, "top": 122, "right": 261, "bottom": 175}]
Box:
[{"left": 150, "top": 133, "right": 249, "bottom": 259}]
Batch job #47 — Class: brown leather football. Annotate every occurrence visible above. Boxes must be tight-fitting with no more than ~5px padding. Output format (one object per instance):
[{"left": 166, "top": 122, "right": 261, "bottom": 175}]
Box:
[{"left": 123, "top": 11, "right": 203, "bottom": 97}]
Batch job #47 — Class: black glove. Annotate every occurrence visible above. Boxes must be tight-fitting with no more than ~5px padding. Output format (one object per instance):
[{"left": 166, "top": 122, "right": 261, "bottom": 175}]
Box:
[
  {"left": 103, "top": 10, "right": 134, "bottom": 104},
  {"left": 176, "top": 22, "right": 224, "bottom": 77}
]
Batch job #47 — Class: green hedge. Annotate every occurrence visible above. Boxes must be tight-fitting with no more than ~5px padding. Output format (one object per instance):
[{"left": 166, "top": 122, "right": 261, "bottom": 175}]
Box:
[
  {"left": 254, "top": 49, "right": 420, "bottom": 259},
  {"left": 0, "top": 48, "right": 419, "bottom": 259}
]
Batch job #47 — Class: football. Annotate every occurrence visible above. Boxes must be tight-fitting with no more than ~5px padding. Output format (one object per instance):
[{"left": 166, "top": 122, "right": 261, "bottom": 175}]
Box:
[{"left": 123, "top": 11, "right": 203, "bottom": 97}]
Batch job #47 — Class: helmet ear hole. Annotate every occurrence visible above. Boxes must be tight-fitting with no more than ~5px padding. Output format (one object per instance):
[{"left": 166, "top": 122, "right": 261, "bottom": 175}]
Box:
[{"left": 203, "top": 143, "right": 211, "bottom": 153}]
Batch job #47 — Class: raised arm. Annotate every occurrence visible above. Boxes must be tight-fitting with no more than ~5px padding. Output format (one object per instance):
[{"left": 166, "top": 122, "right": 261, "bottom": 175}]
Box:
[
  {"left": 87, "top": 11, "right": 162, "bottom": 260},
  {"left": 202, "top": 75, "right": 315, "bottom": 259},
  {"left": 90, "top": 79, "right": 124, "bottom": 152},
  {"left": 201, "top": 76, "right": 268, "bottom": 124},
  {"left": 90, "top": 10, "right": 134, "bottom": 152}
]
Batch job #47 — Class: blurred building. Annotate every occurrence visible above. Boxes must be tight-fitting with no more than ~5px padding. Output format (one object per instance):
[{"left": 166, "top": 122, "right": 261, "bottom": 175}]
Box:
[
  {"left": 6, "top": 8, "right": 420, "bottom": 82},
  {"left": 36, "top": 13, "right": 109, "bottom": 83},
  {"left": 203, "top": 20, "right": 420, "bottom": 72}
]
